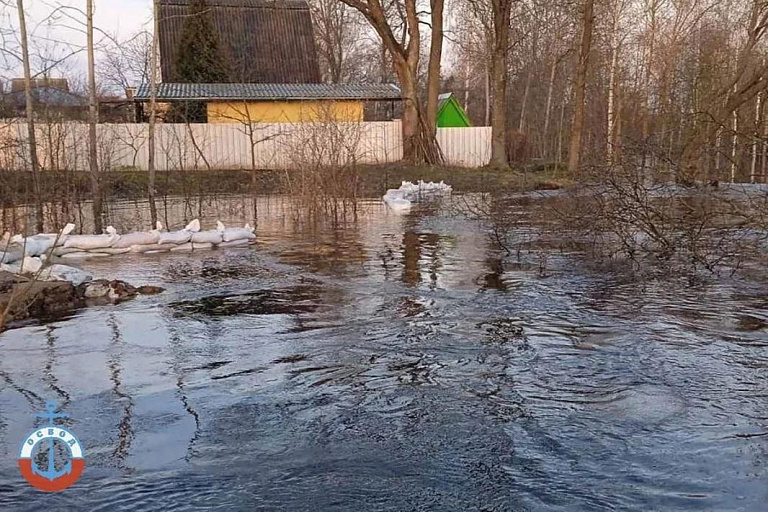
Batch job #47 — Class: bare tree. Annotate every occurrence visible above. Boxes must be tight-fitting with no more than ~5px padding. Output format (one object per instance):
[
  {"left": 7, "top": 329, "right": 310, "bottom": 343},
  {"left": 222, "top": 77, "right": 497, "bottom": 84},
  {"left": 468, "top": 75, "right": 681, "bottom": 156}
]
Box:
[
  {"left": 15, "top": 0, "right": 44, "bottom": 232},
  {"left": 86, "top": 0, "right": 103, "bottom": 233},
  {"left": 147, "top": 0, "right": 159, "bottom": 227},
  {"left": 338, "top": 0, "right": 442, "bottom": 164}
]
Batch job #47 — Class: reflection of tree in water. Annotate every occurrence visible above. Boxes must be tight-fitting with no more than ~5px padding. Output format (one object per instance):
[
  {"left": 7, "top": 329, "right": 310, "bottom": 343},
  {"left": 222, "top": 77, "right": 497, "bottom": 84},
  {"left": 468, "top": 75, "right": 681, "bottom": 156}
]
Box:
[
  {"left": 164, "top": 318, "right": 201, "bottom": 461},
  {"left": 401, "top": 231, "right": 443, "bottom": 289},
  {"left": 44, "top": 326, "right": 71, "bottom": 414},
  {"left": 479, "top": 255, "right": 508, "bottom": 291},
  {"left": 107, "top": 314, "right": 134, "bottom": 468}
]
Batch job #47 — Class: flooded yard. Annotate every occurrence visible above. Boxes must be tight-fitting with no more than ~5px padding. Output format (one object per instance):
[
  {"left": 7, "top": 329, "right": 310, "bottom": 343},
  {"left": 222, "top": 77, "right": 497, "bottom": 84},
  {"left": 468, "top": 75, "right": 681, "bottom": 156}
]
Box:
[{"left": 0, "top": 194, "right": 766, "bottom": 510}]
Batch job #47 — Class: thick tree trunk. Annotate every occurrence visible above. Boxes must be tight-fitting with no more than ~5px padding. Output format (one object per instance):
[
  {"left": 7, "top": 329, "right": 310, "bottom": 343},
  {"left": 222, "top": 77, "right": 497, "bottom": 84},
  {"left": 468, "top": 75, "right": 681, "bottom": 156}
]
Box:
[
  {"left": 425, "top": 0, "right": 444, "bottom": 135},
  {"left": 86, "top": 0, "right": 103, "bottom": 233},
  {"left": 488, "top": 0, "right": 512, "bottom": 169},
  {"left": 16, "top": 0, "right": 44, "bottom": 233},
  {"left": 567, "top": 0, "right": 595, "bottom": 174}
]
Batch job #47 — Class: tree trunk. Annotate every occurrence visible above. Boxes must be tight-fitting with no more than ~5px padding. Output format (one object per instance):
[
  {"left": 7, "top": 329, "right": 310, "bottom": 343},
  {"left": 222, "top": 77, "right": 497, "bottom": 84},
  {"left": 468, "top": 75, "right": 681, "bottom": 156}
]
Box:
[
  {"left": 148, "top": 0, "right": 159, "bottom": 227},
  {"left": 488, "top": 0, "right": 513, "bottom": 169},
  {"left": 567, "top": 0, "right": 595, "bottom": 174},
  {"left": 86, "top": 0, "right": 103, "bottom": 233},
  {"left": 425, "top": 0, "right": 444, "bottom": 135},
  {"left": 543, "top": 55, "right": 558, "bottom": 158},
  {"left": 484, "top": 64, "right": 491, "bottom": 127},
  {"left": 607, "top": 32, "right": 620, "bottom": 166},
  {"left": 16, "top": 0, "right": 44, "bottom": 233}
]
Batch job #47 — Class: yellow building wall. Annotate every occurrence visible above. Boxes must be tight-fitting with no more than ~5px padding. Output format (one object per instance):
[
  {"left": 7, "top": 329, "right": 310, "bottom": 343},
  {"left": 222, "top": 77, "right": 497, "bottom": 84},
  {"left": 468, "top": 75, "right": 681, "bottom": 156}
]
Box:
[{"left": 207, "top": 100, "right": 364, "bottom": 123}]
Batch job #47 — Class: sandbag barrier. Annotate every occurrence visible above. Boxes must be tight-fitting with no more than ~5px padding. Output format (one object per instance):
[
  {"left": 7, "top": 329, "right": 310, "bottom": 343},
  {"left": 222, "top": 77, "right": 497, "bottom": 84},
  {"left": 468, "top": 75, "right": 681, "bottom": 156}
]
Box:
[
  {"left": 382, "top": 180, "right": 453, "bottom": 212},
  {"left": 1, "top": 220, "right": 256, "bottom": 282}
]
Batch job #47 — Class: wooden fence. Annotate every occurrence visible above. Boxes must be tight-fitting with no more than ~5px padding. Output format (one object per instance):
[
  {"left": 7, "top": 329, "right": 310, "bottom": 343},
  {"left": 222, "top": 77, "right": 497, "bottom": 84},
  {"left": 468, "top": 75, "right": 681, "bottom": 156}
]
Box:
[{"left": 0, "top": 120, "right": 491, "bottom": 171}]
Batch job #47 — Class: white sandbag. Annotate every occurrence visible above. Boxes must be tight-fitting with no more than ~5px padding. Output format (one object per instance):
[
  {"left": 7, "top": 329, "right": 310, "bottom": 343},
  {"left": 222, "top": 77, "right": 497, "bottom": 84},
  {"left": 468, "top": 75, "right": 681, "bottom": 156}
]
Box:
[
  {"left": 170, "top": 242, "right": 194, "bottom": 252},
  {"left": 221, "top": 223, "right": 256, "bottom": 242},
  {"left": 112, "top": 230, "right": 160, "bottom": 248},
  {"left": 37, "top": 264, "right": 92, "bottom": 286},
  {"left": 1, "top": 256, "right": 43, "bottom": 275},
  {"left": 190, "top": 230, "right": 223, "bottom": 244},
  {"left": 60, "top": 251, "right": 111, "bottom": 259},
  {"left": 64, "top": 226, "right": 119, "bottom": 250},
  {"left": 0, "top": 247, "right": 23, "bottom": 263},
  {"left": 10, "top": 234, "right": 53, "bottom": 257},
  {"left": 218, "top": 239, "right": 251, "bottom": 248},
  {"left": 53, "top": 246, "right": 84, "bottom": 257},
  {"left": 192, "top": 242, "right": 214, "bottom": 250},
  {"left": 185, "top": 219, "right": 201, "bottom": 233},
  {"left": 383, "top": 189, "right": 412, "bottom": 212},
  {"left": 158, "top": 230, "right": 192, "bottom": 245},
  {"left": 130, "top": 243, "right": 170, "bottom": 254},
  {"left": 95, "top": 247, "right": 132, "bottom": 255}
]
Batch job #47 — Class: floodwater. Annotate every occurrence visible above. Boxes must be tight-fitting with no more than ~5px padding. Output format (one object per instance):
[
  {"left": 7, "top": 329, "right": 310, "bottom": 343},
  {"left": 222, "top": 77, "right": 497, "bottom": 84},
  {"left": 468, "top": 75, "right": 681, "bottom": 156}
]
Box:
[{"left": 0, "top": 195, "right": 767, "bottom": 511}]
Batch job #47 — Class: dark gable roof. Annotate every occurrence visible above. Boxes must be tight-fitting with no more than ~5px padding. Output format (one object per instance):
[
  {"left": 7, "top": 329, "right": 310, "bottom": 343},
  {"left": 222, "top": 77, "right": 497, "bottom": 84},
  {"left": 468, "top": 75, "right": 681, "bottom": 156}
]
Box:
[
  {"left": 134, "top": 83, "right": 402, "bottom": 101},
  {"left": 158, "top": 0, "right": 320, "bottom": 83},
  {"left": 3, "top": 87, "right": 86, "bottom": 108}
]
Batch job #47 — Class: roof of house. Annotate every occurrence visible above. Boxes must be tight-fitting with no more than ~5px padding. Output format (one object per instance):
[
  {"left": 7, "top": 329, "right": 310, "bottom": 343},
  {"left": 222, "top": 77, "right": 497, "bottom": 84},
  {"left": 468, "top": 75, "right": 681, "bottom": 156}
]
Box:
[
  {"left": 158, "top": 0, "right": 321, "bottom": 84},
  {"left": 133, "top": 83, "right": 402, "bottom": 101},
  {"left": 436, "top": 92, "right": 471, "bottom": 127},
  {"left": 2, "top": 87, "right": 86, "bottom": 108}
]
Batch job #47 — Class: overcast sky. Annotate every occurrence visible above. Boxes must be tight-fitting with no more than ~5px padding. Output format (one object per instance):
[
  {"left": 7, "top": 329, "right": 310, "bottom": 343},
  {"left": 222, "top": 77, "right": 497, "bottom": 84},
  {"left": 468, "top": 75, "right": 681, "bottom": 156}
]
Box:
[{"left": 3, "top": 0, "right": 153, "bottom": 81}]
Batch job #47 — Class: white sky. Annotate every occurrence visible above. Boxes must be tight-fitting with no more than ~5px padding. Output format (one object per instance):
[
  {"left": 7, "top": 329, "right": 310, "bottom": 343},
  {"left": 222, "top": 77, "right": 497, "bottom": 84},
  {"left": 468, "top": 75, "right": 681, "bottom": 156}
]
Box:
[{"left": 3, "top": 0, "right": 153, "bottom": 81}]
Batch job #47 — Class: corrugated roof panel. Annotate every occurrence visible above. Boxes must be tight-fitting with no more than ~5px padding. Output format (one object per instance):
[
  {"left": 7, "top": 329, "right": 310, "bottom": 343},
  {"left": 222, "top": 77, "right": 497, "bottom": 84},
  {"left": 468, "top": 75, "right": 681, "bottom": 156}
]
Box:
[{"left": 134, "top": 83, "right": 402, "bottom": 101}]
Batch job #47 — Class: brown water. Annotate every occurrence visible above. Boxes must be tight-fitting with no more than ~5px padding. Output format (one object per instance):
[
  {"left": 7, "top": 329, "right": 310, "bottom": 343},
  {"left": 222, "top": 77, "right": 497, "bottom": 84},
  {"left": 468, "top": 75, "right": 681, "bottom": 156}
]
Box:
[{"left": 0, "top": 195, "right": 767, "bottom": 510}]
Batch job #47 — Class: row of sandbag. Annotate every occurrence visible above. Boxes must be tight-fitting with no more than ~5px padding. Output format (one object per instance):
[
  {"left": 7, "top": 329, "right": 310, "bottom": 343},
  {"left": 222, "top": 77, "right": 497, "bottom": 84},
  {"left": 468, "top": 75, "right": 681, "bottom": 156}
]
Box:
[
  {"left": 382, "top": 180, "right": 453, "bottom": 212},
  {"left": 1, "top": 219, "right": 256, "bottom": 262}
]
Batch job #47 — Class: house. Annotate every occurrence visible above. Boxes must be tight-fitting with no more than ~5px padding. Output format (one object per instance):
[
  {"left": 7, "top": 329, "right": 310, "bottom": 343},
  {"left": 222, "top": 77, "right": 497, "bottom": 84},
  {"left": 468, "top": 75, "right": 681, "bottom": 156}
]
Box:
[
  {"left": 1, "top": 78, "right": 134, "bottom": 122},
  {"left": 133, "top": 83, "right": 402, "bottom": 123},
  {"left": 142, "top": 0, "right": 403, "bottom": 123},
  {"left": 158, "top": 0, "right": 320, "bottom": 83},
  {"left": 436, "top": 93, "right": 471, "bottom": 128},
  {"left": 1, "top": 78, "right": 87, "bottom": 120}
]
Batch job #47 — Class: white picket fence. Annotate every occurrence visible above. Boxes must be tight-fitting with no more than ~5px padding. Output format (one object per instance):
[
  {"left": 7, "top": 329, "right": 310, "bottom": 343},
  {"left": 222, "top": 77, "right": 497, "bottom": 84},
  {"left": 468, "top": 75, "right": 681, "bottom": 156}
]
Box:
[{"left": 0, "top": 120, "right": 491, "bottom": 171}]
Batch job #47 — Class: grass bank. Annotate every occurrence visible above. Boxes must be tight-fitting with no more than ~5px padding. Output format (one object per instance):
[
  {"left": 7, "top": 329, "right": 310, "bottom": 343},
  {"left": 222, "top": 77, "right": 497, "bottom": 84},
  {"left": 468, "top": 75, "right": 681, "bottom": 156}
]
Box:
[{"left": 0, "top": 165, "right": 565, "bottom": 205}]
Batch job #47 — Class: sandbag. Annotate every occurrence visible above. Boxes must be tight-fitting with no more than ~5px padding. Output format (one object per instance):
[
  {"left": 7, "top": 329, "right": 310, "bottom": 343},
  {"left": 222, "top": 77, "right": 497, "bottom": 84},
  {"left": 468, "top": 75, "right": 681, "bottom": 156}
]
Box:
[
  {"left": 190, "top": 230, "right": 223, "bottom": 244},
  {"left": 53, "top": 246, "right": 84, "bottom": 256},
  {"left": 38, "top": 264, "right": 92, "bottom": 286},
  {"left": 0, "top": 247, "right": 23, "bottom": 263},
  {"left": 64, "top": 226, "right": 119, "bottom": 250},
  {"left": 112, "top": 230, "right": 160, "bottom": 248},
  {"left": 170, "top": 243, "right": 194, "bottom": 252},
  {"left": 96, "top": 247, "right": 132, "bottom": 255},
  {"left": 221, "top": 223, "right": 256, "bottom": 242},
  {"left": 1, "top": 256, "right": 43, "bottom": 275},
  {"left": 192, "top": 242, "right": 214, "bottom": 250},
  {"left": 130, "top": 244, "right": 170, "bottom": 254},
  {"left": 60, "top": 251, "right": 111, "bottom": 259},
  {"left": 185, "top": 219, "right": 201, "bottom": 233},
  {"left": 11, "top": 223, "right": 75, "bottom": 256},
  {"left": 218, "top": 239, "right": 251, "bottom": 248},
  {"left": 10, "top": 235, "right": 54, "bottom": 257},
  {"left": 158, "top": 230, "right": 192, "bottom": 245}
]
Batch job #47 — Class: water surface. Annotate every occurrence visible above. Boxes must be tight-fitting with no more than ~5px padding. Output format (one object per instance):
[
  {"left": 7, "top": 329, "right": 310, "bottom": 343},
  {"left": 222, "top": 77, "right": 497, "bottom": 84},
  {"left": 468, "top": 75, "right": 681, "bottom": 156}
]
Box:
[{"left": 0, "top": 195, "right": 766, "bottom": 511}]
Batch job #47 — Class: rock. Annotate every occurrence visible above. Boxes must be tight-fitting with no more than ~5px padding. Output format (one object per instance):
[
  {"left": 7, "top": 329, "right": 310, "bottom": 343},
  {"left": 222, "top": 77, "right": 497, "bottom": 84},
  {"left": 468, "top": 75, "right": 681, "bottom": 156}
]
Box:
[
  {"left": 78, "top": 279, "right": 138, "bottom": 304},
  {"left": 0, "top": 272, "right": 77, "bottom": 325},
  {"left": 137, "top": 285, "right": 165, "bottom": 295},
  {"left": 0, "top": 271, "right": 161, "bottom": 330}
]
